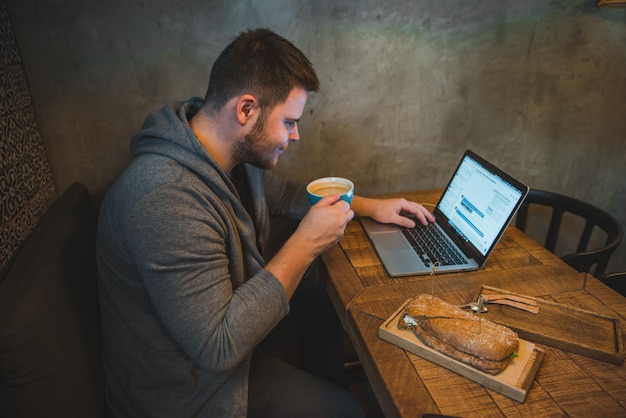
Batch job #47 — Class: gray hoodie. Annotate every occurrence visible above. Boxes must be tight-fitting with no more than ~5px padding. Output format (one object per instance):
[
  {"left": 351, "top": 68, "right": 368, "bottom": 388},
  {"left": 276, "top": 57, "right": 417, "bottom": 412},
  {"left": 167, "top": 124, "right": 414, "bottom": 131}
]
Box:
[{"left": 96, "top": 97, "right": 309, "bottom": 417}]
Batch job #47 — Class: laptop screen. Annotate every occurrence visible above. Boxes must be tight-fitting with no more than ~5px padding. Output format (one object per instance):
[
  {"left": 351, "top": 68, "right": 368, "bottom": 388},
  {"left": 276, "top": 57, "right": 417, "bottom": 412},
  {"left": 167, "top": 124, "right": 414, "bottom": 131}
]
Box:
[{"left": 437, "top": 152, "right": 525, "bottom": 257}]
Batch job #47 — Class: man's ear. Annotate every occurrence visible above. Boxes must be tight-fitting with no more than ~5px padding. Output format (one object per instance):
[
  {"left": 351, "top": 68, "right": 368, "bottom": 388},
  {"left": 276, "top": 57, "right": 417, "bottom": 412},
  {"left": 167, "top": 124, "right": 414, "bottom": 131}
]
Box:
[{"left": 236, "top": 95, "right": 258, "bottom": 126}]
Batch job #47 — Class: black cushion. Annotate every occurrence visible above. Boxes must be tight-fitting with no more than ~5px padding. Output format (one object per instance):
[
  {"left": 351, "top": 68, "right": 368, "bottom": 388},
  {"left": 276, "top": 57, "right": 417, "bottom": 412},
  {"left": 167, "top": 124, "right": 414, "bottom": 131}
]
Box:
[{"left": 0, "top": 182, "right": 105, "bottom": 418}]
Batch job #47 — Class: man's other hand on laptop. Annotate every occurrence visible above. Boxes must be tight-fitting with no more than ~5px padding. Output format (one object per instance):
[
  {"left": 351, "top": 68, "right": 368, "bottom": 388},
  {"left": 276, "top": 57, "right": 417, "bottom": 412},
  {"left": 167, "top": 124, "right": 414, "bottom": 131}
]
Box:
[{"left": 351, "top": 196, "right": 435, "bottom": 228}]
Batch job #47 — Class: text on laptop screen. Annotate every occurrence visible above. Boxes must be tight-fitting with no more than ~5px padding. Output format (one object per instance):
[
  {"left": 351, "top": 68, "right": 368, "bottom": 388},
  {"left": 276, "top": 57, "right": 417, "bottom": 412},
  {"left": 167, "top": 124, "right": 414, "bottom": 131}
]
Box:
[{"left": 438, "top": 155, "right": 523, "bottom": 256}]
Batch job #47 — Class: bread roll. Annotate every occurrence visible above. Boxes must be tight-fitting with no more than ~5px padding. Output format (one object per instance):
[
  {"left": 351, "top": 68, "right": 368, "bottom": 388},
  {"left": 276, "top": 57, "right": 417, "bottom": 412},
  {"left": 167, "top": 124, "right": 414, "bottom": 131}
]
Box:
[{"left": 398, "top": 294, "right": 519, "bottom": 374}]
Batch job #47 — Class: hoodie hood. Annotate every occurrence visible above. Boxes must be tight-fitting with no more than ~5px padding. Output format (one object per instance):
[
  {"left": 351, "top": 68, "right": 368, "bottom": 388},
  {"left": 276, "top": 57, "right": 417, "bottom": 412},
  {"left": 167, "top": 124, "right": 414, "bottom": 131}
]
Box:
[
  {"left": 129, "top": 97, "right": 270, "bottom": 265},
  {"left": 130, "top": 97, "right": 229, "bottom": 193}
]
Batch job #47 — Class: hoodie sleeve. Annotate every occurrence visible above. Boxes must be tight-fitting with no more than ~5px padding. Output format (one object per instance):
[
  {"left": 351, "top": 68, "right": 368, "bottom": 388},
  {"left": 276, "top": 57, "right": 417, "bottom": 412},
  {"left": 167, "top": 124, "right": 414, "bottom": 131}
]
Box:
[{"left": 124, "top": 182, "right": 290, "bottom": 373}]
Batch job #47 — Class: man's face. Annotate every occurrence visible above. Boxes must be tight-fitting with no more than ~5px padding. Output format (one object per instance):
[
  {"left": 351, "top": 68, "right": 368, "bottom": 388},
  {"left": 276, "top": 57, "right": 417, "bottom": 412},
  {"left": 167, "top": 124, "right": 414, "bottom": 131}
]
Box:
[{"left": 233, "top": 88, "right": 308, "bottom": 169}]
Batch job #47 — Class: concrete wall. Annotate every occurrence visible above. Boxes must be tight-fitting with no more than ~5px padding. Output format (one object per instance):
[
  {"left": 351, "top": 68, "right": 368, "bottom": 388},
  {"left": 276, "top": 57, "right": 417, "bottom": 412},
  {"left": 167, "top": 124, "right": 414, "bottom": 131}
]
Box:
[{"left": 6, "top": 0, "right": 626, "bottom": 273}]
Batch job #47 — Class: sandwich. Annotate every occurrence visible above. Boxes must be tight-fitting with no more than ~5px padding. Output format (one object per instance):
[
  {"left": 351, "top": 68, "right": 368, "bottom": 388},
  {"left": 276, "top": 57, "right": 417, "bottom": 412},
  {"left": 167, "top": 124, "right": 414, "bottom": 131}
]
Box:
[{"left": 398, "top": 294, "right": 519, "bottom": 375}]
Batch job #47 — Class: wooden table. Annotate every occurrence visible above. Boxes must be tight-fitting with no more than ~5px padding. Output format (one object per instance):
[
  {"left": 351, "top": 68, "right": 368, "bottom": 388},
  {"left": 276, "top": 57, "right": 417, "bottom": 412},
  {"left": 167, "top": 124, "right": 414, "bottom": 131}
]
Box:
[{"left": 320, "top": 189, "right": 626, "bottom": 417}]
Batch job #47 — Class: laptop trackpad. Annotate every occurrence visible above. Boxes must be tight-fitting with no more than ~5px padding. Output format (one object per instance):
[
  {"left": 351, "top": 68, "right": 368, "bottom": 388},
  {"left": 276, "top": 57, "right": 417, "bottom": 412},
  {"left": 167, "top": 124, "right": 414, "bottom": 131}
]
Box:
[{"left": 371, "top": 231, "right": 413, "bottom": 253}]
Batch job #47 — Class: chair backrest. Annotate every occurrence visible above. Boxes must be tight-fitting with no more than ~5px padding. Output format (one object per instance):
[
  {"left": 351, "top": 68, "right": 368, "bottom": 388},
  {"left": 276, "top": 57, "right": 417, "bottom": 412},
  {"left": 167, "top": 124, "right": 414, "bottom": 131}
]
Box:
[
  {"left": 598, "top": 272, "right": 626, "bottom": 297},
  {"left": 515, "top": 189, "right": 623, "bottom": 276}
]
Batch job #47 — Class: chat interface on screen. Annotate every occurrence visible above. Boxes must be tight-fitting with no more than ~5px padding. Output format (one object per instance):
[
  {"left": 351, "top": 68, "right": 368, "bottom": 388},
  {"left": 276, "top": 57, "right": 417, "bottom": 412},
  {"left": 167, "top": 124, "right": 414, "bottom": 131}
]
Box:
[{"left": 438, "top": 156, "right": 522, "bottom": 256}]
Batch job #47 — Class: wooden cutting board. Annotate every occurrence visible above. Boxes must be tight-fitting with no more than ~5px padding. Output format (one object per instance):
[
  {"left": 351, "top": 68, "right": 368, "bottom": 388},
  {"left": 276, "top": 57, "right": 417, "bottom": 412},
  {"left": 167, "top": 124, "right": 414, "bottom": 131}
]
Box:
[
  {"left": 472, "top": 285, "right": 624, "bottom": 364},
  {"left": 379, "top": 299, "right": 544, "bottom": 403}
]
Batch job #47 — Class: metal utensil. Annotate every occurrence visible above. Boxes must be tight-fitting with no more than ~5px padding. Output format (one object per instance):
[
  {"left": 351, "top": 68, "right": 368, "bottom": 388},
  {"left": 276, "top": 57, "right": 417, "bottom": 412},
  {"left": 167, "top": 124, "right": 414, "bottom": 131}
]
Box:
[{"left": 457, "top": 302, "right": 488, "bottom": 313}]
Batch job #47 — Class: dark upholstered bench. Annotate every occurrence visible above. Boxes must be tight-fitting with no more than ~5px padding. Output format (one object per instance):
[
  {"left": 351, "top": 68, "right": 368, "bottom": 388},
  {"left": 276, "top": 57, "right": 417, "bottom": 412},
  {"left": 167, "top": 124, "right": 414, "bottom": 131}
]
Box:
[{"left": 0, "top": 182, "right": 105, "bottom": 417}]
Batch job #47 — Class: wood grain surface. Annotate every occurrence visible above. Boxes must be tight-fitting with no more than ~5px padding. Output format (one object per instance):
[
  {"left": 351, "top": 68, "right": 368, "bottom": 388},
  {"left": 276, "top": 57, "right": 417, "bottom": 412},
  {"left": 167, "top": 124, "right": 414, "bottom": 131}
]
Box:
[
  {"left": 321, "top": 189, "right": 626, "bottom": 417},
  {"left": 472, "top": 285, "right": 624, "bottom": 364}
]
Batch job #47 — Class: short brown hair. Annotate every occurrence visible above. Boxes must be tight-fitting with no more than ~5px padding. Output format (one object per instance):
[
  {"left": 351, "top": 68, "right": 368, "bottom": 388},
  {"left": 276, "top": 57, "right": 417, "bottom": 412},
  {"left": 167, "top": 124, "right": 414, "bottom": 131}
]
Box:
[{"left": 204, "top": 28, "right": 319, "bottom": 113}]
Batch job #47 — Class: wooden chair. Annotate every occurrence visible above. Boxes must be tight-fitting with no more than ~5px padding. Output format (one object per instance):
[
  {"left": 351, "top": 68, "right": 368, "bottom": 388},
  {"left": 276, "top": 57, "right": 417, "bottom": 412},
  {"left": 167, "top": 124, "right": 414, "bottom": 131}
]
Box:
[
  {"left": 515, "top": 189, "right": 623, "bottom": 276},
  {"left": 598, "top": 272, "right": 626, "bottom": 297}
]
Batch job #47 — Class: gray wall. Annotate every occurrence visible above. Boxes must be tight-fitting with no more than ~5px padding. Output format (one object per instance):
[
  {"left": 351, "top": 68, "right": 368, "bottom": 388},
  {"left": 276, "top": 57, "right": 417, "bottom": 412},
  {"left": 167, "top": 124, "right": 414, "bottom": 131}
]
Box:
[{"left": 6, "top": 0, "right": 626, "bottom": 273}]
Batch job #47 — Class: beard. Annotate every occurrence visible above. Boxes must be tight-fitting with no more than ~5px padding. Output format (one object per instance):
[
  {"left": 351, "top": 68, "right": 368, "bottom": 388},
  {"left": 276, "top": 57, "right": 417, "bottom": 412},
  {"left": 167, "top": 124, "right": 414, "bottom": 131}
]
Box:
[{"left": 231, "top": 111, "right": 279, "bottom": 170}]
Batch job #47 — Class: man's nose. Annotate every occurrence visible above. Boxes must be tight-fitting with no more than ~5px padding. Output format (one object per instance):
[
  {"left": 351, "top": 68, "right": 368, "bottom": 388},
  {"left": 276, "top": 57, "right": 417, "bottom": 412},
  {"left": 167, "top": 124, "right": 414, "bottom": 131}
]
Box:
[{"left": 289, "top": 124, "right": 299, "bottom": 141}]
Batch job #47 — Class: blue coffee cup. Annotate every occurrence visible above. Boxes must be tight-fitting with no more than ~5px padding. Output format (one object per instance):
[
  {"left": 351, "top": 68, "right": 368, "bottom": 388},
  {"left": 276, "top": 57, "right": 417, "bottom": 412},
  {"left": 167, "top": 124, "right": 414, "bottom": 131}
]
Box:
[{"left": 306, "top": 177, "right": 354, "bottom": 206}]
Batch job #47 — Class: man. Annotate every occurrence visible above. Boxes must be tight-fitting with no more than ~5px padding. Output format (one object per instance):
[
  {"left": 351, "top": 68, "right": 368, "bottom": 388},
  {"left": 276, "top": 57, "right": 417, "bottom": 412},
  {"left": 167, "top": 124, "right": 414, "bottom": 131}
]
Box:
[{"left": 96, "top": 28, "right": 434, "bottom": 417}]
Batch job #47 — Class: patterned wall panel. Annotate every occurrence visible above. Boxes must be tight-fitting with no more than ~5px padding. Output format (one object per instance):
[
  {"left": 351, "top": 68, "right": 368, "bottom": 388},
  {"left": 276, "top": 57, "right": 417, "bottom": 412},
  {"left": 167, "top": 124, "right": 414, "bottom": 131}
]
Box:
[{"left": 0, "top": 0, "right": 56, "bottom": 272}]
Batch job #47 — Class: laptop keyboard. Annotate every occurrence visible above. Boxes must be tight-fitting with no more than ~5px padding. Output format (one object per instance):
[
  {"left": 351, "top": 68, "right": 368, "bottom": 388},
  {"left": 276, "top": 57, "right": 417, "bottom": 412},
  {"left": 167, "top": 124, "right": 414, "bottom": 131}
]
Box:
[{"left": 401, "top": 222, "right": 466, "bottom": 267}]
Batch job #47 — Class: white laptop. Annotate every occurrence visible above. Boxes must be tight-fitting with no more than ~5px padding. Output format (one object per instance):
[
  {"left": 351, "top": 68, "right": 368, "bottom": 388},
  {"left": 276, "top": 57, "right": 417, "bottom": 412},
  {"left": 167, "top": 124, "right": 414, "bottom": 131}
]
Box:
[{"left": 361, "top": 150, "right": 529, "bottom": 277}]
